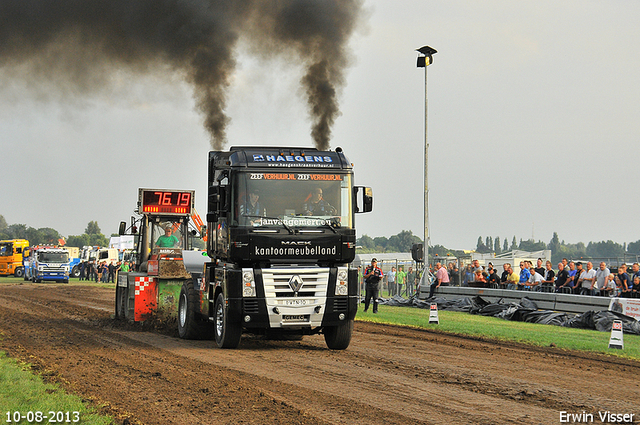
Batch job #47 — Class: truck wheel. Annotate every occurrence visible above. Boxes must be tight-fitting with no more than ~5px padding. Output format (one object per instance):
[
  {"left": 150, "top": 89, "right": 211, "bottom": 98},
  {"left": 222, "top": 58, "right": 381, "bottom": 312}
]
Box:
[
  {"left": 14, "top": 268, "right": 24, "bottom": 278},
  {"left": 214, "top": 293, "right": 241, "bottom": 348},
  {"left": 71, "top": 266, "right": 80, "bottom": 278},
  {"left": 178, "top": 281, "right": 213, "bottom": 339},
  {"left": 323, "top": 319, "right": 354, "bottom": 350},
  {"left": 115, "top": 284, "right": 127, "bottom": 319}
]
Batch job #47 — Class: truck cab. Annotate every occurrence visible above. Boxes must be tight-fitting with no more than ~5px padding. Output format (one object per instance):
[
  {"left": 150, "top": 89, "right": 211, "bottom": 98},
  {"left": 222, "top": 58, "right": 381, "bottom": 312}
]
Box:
[
  {"left": 201, "top": 147, "right": 372, "bottom": 349},
  {"left": 28, "top": 247, "right": 70, "bottom": 283},
  {"left": 0, "top": 239, "right": 29, "bottom": 277}
]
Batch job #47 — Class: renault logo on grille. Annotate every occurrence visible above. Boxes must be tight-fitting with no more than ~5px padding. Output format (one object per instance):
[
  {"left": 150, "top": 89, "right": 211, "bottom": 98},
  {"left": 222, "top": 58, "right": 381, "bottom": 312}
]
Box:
[{"left": 288, "top": 275, "right": 304, "bottom": 293}]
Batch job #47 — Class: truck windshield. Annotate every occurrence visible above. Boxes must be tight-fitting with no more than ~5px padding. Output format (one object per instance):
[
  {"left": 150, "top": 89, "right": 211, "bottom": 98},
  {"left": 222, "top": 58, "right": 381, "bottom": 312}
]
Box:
[
  {"left": 0, "top": 243, "right": 11, "bottom": 256},
  {"left": 38, "top": 252, "right": 69, "bottom": 263},
  {"left": 152, "top": 220, "right": 183, "bottom": 248},
  {"left": 232, "top": 171, "right": 353, "bottom": 229}
]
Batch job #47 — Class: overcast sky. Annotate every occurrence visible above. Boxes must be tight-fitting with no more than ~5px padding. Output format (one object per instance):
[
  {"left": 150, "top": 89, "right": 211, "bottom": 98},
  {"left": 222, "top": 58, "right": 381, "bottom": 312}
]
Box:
[{"left": 2, "top": 0, "right": 640, "bottom": 250}]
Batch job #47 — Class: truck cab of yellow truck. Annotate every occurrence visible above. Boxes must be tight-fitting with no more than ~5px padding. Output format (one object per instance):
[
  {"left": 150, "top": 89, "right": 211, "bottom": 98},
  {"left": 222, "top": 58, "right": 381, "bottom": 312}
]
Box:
[{"left": 0, "top": 239, "right": 29, "bottom": 278}]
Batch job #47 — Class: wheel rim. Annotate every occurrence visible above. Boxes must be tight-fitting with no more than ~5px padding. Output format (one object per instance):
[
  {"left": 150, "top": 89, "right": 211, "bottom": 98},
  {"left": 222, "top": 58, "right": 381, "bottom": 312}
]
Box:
[
  {"left": 179, "top": 292, "right": 188, "bottom": 327},
  {"left": 215, "top": 301, "right": 224, "bottom": 337}
]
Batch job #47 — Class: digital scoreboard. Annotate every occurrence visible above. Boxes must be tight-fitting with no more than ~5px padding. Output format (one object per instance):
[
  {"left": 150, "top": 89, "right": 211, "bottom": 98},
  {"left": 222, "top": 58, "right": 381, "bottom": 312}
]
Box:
[{"left": 138, "top": 189, "right": 194, "bottom": 215}]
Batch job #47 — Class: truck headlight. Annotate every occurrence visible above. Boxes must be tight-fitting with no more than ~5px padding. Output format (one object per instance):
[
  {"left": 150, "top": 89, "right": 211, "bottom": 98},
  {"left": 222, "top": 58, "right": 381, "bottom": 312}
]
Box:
[
  {"left": 242, "top": 268, "right": 256, "bottom": 297},
  {"left": 335, "top": 267, "right": 348, "bottom": 296}
]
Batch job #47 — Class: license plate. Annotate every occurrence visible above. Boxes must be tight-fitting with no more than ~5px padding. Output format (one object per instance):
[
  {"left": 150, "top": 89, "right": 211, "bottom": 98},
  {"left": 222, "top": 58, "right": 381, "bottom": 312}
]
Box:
[
  {"left": 283, "top": 315, "right": 309, "bottom": 322},
  {"left": 284, "top": 299, "right": 308, "bottom": 306}
]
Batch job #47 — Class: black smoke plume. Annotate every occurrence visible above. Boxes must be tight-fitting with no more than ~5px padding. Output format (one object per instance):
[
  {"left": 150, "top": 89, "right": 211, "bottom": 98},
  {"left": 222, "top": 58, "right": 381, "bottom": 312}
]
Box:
[{"left": 0, "top": 0, "right": 363, "bottom": 150}]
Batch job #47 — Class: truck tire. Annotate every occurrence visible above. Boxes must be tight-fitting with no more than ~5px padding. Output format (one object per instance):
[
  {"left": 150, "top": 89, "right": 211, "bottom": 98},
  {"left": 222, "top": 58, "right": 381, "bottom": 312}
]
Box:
[
  {"left": 323, "top": 319, "right": 354, "bottom": 350},
  {"left": 71, "top": 266, "right": 80, "bottom": 278},
  {"left": 14, "top": 267, "right": 24, "bottom": 278},
  {"left": 214, "top": 293, "right": 241, "bottom": 349},
  {"left": 178, "top": 281, "right": 213, "bottom": 340},
  {"left": 115, "top": 284, "right": 127, "bottom": 319}
]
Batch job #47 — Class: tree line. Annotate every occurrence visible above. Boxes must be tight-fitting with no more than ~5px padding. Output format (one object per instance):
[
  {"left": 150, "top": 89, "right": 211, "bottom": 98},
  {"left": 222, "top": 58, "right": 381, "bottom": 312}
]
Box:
[
  {"left": 357, "top": 229, "right": 640, "bottom": 264},
  {"left": 476, "top": 232, "right": 640, "bottom": 263},
  {"left": 0, "top": 215, "right": 109, "bottom": 247}
]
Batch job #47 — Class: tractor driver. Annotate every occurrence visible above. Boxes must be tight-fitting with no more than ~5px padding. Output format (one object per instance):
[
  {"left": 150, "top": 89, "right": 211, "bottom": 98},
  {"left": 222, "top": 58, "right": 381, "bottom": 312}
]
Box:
[{"left": 156, "top": 226, "right": 180, "bottom": 248}]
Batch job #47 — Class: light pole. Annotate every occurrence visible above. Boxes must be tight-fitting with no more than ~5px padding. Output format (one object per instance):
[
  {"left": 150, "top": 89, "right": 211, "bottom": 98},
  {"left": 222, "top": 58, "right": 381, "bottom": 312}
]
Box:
[{"left": 416, "top": 46, "right": 436, "bottom": 269}]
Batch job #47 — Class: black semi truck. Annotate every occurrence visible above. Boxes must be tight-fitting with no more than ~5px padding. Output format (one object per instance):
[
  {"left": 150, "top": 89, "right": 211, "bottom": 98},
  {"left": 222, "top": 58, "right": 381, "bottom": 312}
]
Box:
[{"left": 177, "top": 146, "right": 373, "bottom": 349}]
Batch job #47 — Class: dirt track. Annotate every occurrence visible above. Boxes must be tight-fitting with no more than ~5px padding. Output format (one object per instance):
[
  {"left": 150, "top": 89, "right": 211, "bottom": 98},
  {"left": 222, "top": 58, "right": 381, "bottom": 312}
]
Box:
[{"left": 1, "top": 283, "right": 638, "bottom": 425}]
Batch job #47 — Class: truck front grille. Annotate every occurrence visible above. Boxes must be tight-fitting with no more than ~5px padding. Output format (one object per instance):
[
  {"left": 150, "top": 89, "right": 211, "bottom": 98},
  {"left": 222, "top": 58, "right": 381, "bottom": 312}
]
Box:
[{"left": 262, "top": 268, "right": 329, "bottom": 299}]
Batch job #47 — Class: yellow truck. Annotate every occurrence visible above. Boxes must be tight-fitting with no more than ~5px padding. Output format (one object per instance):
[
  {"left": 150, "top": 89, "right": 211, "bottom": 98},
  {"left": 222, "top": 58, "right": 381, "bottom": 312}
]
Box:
[{"left": 0, "top": 239, "right": 29, "bottom": 277}]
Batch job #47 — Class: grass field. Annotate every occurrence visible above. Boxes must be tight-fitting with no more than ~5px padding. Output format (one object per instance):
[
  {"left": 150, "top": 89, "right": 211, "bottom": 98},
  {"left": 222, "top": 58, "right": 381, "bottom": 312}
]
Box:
[
  {"left": 0, "top": 276, "right": 116, "bottom": 423},
  {"left": 355, "top": 304, "right": 640, "bottom": 360},
  {"left": 0, "top": 352, "right": 114, "bottom": 425}
]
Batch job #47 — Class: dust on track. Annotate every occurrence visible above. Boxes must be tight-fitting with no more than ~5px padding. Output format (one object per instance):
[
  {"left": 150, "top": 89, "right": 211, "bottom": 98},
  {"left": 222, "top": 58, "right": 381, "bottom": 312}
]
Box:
[{"left": 0, "top": 284, "right": 638, "bottom": 425}]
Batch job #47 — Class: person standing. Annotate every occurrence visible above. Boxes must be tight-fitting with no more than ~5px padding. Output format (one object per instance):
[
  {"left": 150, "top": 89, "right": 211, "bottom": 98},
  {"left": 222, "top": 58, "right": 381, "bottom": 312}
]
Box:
[
  {"left": 582, "top": 262, "right": 597, "bottom": 295},
  {"left": 429, "top": 262, "right": 449, "bottom": 298},
  {"left": 555, "top": 262, "right": 570, "bottom": 292},
  {"left": 363, "top": 259, "right": 383, "bottom": 313},
  {"left": 386, "top": 266, "right": 397, "bottom": 296},
  {"left": 617, "top": 264, "right": 631, "bottom": 297},
  {"left": 500, "top": 263, "right": 510, "bottom": 288},
  {"left": 594, "top": 262, "right": 610, "bottom": 296},
  {"left": 96, "top": 261, "right": 103, "bottom": 283},
  {"left": 463, "top": 264, "right": 474, "bottom": 287},
  {"left": 534, "top": 258, "right": 545, "bottom": 277},
  {"left": 631, "top": 263, "right": 640, "bottom": 282},
  {"left": 396, "top": 266, "right": 407, "bottom": 297},
  {"left": 540, "top": 261, "right": 555, "bottom": 291},
  {"left": 357, "top": 266, "right": 363, "bottom": 299},
  {"left": 85, "top": 261, "right": 95, "bottom": 282},
  {"left": 472, "top": 259, "right": 482, "bottom": 281},
  {"left": 406, "top": 266, "right": 416, "bottom": 297},
  {"left": 576, "top": 262, "right": 596, "bottom": 295},
  {"left": 79, "top": 261, "right": 86, "bottom": 281},
  {"left": 566, "top": 261, "right": 577, "bottom": 292},
  {"left": 518, "top": 262, "right": 531, "bottom": 290},
  {"left": 108, "top": 261, "right": 116, "bottom": 283},
  {"left": 448, "top": 262, "right": 459, "bottom": 287},
  {"left": 120, "top": 261, "right": 130, "bottom": 273},
  {"left": 114, "top": 261, "right": 122, "bottom": 284}
]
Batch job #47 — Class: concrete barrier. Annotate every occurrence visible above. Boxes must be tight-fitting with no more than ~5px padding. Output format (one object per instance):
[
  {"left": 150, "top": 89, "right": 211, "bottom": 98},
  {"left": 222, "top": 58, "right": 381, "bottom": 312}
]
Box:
[{"left": 419, "top": 285, "right": 611, "bottom": 314}]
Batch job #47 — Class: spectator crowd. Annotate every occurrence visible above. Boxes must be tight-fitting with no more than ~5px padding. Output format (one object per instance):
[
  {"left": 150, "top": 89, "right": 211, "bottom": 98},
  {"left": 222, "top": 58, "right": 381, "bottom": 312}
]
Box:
[
  {"left": 78, "top": 260, "right": 133, "bottom": 283},
  {"left": 460, "top": 258, "right": 640, "bottom": 298}
]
